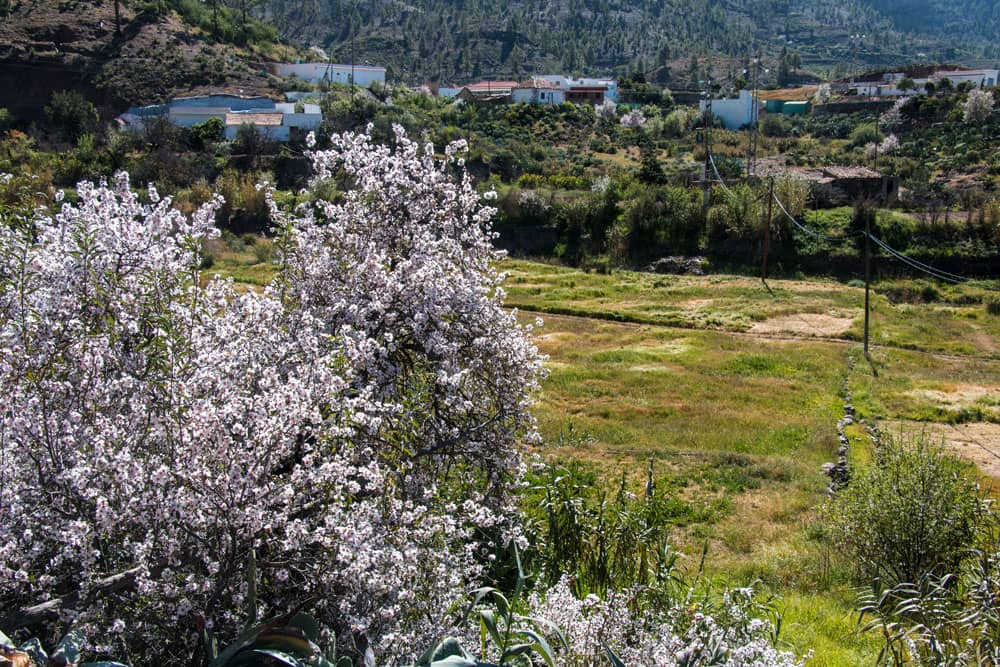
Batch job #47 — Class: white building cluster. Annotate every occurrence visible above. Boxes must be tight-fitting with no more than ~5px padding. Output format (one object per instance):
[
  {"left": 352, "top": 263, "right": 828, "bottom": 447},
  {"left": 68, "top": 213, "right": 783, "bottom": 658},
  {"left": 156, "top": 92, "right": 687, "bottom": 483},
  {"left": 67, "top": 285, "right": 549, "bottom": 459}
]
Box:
[
  {"left": 844, "top": 68, "right": 999, "bottom": 97},
  {"left": 438, "top": 74, "right": 618, "bottom": 105}
]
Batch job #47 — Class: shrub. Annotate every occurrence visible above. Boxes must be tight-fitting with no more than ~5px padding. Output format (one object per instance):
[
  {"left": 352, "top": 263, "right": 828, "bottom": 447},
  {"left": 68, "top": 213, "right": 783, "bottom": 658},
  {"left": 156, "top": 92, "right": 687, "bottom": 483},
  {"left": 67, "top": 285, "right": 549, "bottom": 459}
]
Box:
[
  {"left": 826, "top": 436, "right": 990, "bottom": 586},
  {"left": 849, "top": 122, "right": 881, "bottom": 147},
  {"left": 44, "top": 91, "right": 99, "bottom": 142},
  {"left": 985, "top": 294, "right": 1000, "bottom": 315},
  {"left": 762, "top": 114, "right": 791, "bottom": 137}
]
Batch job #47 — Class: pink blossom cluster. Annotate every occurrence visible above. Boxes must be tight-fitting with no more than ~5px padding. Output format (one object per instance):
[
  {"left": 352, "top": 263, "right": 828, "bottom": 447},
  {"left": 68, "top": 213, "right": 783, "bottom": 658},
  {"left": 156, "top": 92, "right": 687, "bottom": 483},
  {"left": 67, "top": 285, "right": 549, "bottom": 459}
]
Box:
[
  {"left": 529, "top": 578, "right": 808, "bottom": 667},
  {"left": 0, "top": 127, "right": 543, "bottom": 663}
]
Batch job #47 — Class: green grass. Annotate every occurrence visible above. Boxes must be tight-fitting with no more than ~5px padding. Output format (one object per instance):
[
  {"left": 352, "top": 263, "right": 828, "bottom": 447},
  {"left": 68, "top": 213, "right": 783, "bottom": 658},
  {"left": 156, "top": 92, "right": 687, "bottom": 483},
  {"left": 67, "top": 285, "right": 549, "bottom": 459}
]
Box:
[
  {"left": 214, "top": 252, "right": 999, "bottom": 665},
  {"left": 504, "top": 259, "right": 1000, "bottom": 358},
  {"left": 529, "top": 312, "right": 879, "bottom": 663},
  {"left": 511, "top": 259, "right": 1000, "bottom": 665}
]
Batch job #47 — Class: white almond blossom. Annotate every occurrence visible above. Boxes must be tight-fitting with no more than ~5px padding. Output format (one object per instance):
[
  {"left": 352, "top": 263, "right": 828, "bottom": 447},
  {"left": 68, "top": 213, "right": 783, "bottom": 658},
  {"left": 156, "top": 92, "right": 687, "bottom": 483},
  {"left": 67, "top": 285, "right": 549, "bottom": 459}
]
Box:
[{"left": 0, "top": 127, "right": 544, "bottom": 663}]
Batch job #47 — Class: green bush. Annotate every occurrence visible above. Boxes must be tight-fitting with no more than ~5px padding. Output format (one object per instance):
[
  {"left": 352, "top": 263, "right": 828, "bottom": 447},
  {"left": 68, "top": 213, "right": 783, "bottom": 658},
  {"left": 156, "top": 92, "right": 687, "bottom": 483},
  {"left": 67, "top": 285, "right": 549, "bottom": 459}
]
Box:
[
  {"left": 762, "top": 114, "right": 791, "bottom": 137},
  {"left": 849, "top": 122, "right": 881, "bottom": 147},
  {"left": 986, "top": 294, "right": 1000, "bottom": 315},
  {"left": 826, "top": 436, "right": 990, "bottom": 586},
  {"left": 45, "top": 91, "right": 99, "bottom": 142},
  {"left": 189, "top": 117, "right": 224, "bottom": 149}
]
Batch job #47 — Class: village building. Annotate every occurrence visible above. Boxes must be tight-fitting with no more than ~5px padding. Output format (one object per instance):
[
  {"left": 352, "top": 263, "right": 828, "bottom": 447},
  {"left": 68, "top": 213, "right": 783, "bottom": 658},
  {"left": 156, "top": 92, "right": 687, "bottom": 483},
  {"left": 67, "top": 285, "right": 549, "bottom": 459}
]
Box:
[
  {"left": 841, "top": 67, "right": 999, "bottom": 97},
  {"left": 536, "top": 75, "right": 619, "bottom": 103},
  {"left": 121, "top": 94, "right": 322, "bottom": 142},
  {"left": 700, "top": 90, "right": 758, "bottom": 129},
  {"left": 274, "top": 63, "right": 387, "bottom": 87},
  {"left": 511, "top": 78, "right": 566, "bottom": 105},
  {"left": 440, "top": 74, "right": 617, "bottom": 105}
]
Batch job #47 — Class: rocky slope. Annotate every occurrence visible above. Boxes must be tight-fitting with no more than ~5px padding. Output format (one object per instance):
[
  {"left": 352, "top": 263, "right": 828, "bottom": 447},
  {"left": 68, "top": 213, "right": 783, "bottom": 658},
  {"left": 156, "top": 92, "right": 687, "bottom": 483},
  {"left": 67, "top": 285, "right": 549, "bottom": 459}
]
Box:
[{"left": 0, "top": 0, "right": 284, "bottom": 120}]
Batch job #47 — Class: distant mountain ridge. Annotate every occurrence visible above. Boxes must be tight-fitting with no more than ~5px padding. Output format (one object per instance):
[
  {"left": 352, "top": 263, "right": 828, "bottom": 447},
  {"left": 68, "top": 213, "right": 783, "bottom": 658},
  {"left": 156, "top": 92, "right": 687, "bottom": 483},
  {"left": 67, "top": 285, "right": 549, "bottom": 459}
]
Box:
[{"left": 258, "top": 0, "right": 998, "bottom": 85}]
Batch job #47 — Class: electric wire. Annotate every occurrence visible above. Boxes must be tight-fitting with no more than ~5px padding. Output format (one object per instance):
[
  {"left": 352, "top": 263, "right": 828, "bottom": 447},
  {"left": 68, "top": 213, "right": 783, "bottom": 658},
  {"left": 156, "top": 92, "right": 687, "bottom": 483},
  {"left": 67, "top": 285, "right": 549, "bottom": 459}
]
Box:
[{"left": 709, "top": 152, "right": 1000, "bottom": 291}]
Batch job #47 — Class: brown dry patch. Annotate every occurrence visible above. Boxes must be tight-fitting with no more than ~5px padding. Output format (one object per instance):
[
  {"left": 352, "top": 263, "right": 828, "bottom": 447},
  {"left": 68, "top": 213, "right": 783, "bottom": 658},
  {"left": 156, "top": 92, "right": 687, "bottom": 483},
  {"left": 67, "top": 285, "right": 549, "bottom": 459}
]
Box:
[
  {"left": 535, "top": 332, "right": 578, "bottom": 343},
  {"left": 759, "top": 86, "right": 819, "bottom": 101},
  {"left": 682, "top": 298, "right": 714, "bottom": 309},
  {"left": 886, "top": 420, "right": 1000, "bottom": 479},
  {"left": 907, "top": 384, "right": 1000, "bottom": 408},
  {"left": 750, "top": 312, "right": 857, "bottom": 337}
]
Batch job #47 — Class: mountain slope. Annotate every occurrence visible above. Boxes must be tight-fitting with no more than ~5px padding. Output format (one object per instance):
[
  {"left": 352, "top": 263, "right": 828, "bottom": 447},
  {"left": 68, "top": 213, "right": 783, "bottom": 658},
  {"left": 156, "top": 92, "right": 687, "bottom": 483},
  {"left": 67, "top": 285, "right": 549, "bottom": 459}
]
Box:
[
  {"left": 258, "top": 0, "right": 993, "bottom": 85},
  {"left": 0, "top": 0, "right": 297, "bottom": 120},
  {"left": 861, "top": 0, "right": 1000, "bottom": 53}
]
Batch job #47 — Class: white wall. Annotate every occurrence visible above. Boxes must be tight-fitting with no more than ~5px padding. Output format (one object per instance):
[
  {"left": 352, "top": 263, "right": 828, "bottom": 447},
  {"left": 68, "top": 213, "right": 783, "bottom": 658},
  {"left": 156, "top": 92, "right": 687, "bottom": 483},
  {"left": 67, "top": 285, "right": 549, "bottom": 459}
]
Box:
[
  {"left": 277, "top": 63, "right": 386, "bottom": 87},
  {"left": 511, "top": 88, "right": 565, "bottom": 105},
  {"left": 701, "top": 90, "right": 756, "bottom": 130}
]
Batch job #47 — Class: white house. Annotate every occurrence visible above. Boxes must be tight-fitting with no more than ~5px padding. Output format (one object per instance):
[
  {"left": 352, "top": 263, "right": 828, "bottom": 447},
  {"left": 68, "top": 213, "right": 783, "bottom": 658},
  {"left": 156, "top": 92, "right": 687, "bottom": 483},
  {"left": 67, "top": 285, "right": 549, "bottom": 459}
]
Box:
[
  {"left": 931, "top": 69, "right": 999, "bottom": 88},
  {"left": 701, "top": 90, "right": 757, "bottom": 130},
  {"left": 537, "top": 75, "right": 619, "bottom": 103},
  {"left": 276, "top": 63, "right": 387, "bottom": 87},
  {"left": 847, "top": 68, "right": 999, "bottom": 97},
  {"left": 122, "top": 95, "right": 322, "bottom": 142},
  {"left": 512, "top": 79, "right": 566, "bottom": 105}
]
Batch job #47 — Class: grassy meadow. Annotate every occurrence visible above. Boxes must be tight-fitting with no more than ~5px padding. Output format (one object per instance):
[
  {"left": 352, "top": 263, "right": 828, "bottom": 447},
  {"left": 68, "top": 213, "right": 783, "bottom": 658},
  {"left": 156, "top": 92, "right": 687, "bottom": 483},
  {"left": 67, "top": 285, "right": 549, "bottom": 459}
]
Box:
[
  {"left": 505, "top": 261, "right": 999, "bottom": 665},
  {"left": 213, "top": 246, "right": 999, "bottom": 665}
]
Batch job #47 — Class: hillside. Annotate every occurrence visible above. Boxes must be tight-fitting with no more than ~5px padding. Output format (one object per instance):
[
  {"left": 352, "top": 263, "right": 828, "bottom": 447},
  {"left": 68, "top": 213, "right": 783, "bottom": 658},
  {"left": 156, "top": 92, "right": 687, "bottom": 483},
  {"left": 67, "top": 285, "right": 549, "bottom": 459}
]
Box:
[
  {"left": 257, "top": 0, "right": 996, "bottom": 85},
  {"left": 0, "top": 0, "right": 296, "bottom": 121},
  {"left": 861, "top": 0, "right": 1000, "bottom": 52}
]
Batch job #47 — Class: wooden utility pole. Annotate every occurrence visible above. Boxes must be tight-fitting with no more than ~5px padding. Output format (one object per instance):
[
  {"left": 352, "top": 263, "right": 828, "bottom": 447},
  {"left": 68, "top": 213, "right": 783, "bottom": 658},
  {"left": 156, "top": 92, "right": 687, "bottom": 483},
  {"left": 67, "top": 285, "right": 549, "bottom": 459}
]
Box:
[
  {"left": 863, "top": 208, "right": 872, "bottom": 360},
  {"left": 747, "top": 53, "right": 760, "bottom": 180},
  {"left": 702, "top": 81, "right": 713, "bottom": 214},
  {"left": 762, "top": 177, "right": 774, "bottom": 283}
]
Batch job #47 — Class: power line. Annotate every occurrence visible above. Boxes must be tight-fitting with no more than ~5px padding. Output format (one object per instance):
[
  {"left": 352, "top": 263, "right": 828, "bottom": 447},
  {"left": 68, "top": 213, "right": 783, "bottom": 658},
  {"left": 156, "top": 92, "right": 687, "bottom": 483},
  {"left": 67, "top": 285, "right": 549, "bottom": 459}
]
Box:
[{"left": 710, "top": 154, "right": 1000, "bottom": 292}]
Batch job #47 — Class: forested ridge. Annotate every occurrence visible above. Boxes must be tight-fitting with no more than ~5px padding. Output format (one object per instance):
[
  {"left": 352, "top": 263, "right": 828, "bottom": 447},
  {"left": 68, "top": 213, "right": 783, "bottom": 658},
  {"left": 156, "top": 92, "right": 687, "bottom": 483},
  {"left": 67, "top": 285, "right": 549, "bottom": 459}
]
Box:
[{"left": 258, "top": 0, "right": 998, "bottom": 84}]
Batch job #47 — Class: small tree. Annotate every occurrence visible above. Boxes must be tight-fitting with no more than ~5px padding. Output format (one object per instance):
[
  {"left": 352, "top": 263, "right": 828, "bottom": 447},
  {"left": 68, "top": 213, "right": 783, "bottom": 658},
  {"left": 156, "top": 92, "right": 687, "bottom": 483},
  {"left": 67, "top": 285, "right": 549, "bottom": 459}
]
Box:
[
  {"left": 826, "top": 436, "right": 990, "bottom": 586},
  {"left": 44, "top": 90, "right": 98, "bottom": 141},
  {"left": 812, "top": 83, "right": 831, "bottom": 105},
  {"left": 188, "top": 117, "right": 224, "bottom": 150},
  {"left": 897, "top": 77, "right": 917, "bottom": 93},
  {"left": 964, "top": 89, "right": 995, "bottom": 125},
  {"left": 619, "top": 109, "right": 646, "bottom": 129},
  {"left": 595, "top": 98, "right": 617, "bottom": 121},
  {"left": 0, "top": 128, "right": 543, "bottom": 664}
]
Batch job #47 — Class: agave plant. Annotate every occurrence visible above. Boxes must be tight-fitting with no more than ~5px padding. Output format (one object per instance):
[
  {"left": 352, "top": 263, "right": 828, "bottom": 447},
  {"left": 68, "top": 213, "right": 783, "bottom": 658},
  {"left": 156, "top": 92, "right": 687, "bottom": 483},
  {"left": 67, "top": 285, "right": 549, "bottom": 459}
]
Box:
[
  {"left": 0, "top": 628, "right": 129, "bottom": 667},
  {"left": 408, "top": 548, "right": 565, "bottom": 667},
  {"left": 205, "top": 612, "right": 352, "bottom": 667}
]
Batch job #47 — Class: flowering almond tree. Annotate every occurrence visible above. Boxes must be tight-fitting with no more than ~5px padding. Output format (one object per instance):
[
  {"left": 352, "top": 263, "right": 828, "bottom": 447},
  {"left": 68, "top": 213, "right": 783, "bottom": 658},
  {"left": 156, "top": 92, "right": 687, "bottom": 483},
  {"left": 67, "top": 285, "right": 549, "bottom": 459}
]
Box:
[
  {"left": 0, "top": 127, "right": 543, "bottom": 663},
  {"left": 964, "top": 89, "right": 995, "bottom": 125}
]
